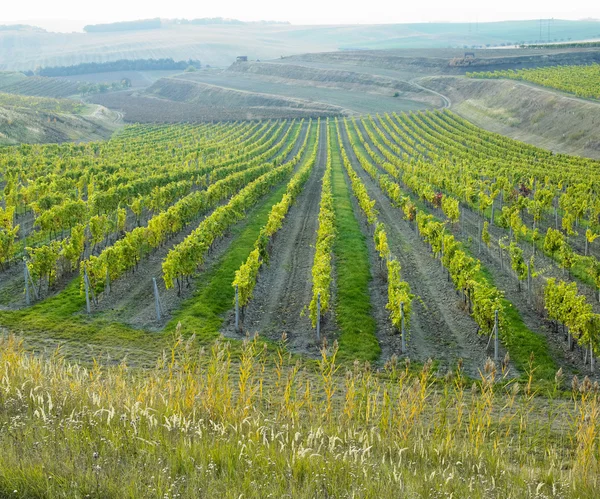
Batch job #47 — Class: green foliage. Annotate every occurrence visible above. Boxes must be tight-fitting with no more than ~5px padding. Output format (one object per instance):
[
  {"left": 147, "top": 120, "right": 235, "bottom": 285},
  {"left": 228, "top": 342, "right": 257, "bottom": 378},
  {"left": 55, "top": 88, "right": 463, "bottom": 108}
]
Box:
[
  {"left": 509, "top": 242, "right": 527, "bottom": 282},
  {"left": 468, "top": 64, "right": 600, "bottom": 100},
  {"left": 544, "top": 227, "right": 564, "bottom": 255}
]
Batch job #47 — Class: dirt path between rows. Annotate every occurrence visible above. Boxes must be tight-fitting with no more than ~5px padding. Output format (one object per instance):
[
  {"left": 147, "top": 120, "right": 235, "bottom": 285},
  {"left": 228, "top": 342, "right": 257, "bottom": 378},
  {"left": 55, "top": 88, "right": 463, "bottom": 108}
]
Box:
[
  {"left": 75, "top": 122, "right": 310, "bottom": 330},
  {"left": 221, "top": 121, "right": 331, "bottom": 354},
  {"left": 344, "top": 119, "right": 501, "bottom": 377},
  {"left": 458, "top": 204, "right": 599, "bottom": 379},
  {"left": 368, "top": 116, "right": 597, "bottom": 378}
]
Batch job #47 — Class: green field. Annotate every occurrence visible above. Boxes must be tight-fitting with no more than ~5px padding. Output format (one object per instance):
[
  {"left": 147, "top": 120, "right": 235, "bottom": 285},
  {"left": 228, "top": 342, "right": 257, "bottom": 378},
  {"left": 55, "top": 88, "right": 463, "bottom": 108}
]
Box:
[
  {"left": 468, "top": 63, "right": 600, "bottom": 100},
  {"left": 1, "top": 110, "right": 600, "bottom": 496}
]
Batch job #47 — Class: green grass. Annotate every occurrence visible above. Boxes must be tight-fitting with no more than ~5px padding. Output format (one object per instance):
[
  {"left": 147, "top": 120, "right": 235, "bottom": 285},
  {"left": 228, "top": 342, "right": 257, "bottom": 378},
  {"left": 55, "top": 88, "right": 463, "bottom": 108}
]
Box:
[
  {"left": 0, "top": 123, "right": 311, "bottom": 364},
  {"left": 167, "top": 122, "right": 315, "bottom": 340},
  {"left": 329, "top": 121, "right": 380, "bottom": 362},
  {"left": 347, "top": 120, "right": 557, "bottom": 380},
  {"left": 476, "top": 265, "right": 558, "bottom": 382},
  {"left": 0, "top": 279, "right": 165, "bottom": 366}
]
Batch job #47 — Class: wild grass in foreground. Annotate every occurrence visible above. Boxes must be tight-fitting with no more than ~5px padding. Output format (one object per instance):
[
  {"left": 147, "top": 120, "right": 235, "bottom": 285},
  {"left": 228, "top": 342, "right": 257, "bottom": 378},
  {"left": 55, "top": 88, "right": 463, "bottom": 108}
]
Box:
[{"left": 0, "top": 332, "right": 598, "bottom": 498}]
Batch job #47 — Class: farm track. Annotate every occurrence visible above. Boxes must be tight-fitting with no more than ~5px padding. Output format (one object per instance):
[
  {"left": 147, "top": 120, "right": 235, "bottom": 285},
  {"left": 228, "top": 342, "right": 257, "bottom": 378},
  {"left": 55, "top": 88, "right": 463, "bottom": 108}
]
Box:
[
  {"left": 411, "top": 78, "right": 451, "bottom": 108},
  {"left": 226, "top": 121, "right": 330, "bottom": 354},
  {"left": 344, "top": 120, "right": 493, "bottom": 376}
]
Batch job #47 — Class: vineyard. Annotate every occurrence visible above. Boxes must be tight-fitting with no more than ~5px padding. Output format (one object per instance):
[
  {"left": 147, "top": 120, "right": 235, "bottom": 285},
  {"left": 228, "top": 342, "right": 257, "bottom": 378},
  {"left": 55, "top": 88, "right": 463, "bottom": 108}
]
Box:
[
  {"left": 0, "top": 72, "right": 81, "bottom": 98},
  {"left": 467, "top": 63, "right": 600, "bottom": 100},
  {"left": 1, "top": 110, "right": 600, "bottom": 379},
  {"left": 1, "top": 109, "right": 600, "bottom": 495}
]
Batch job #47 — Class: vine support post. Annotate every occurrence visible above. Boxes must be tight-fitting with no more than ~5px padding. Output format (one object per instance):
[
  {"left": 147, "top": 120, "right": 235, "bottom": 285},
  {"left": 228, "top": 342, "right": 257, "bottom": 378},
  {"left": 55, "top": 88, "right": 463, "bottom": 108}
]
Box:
[
  {"left": 24, "top": 259, "right": 30, "bottom": 305},
  {"left": 490, "top": 201, "right": 495, "bottom": 226},
  {"left": 235, "top": 284, "right": 240, "bottom": 333},
  {"left": 527, "top": 260, "right": 532, "bottom": 303},
  {"left": 591, "top": 342, "right": 595, "bottom": 373},
  {"left": 494, "top": 309, "right": 499, "bottom": 362},
  {"left": 441, "top": 233, "right": 444, "bottom": 267},
  {"left": 153, "top": 277, "right": 162, "bottom": 321},
  {"left": 478, "top": 220, "right": 482, "bottom": 254},
  {"left": 84, "top": 268, "right": 91, "bottom": 314},
  {"left": 316, "top": 292, "right": 321, "bottom": 342},
  {"left": 105, "top": 269, "right": 111, "bottom": 296},
  {"left": 401, "top": 301, "right": 406, "bottom": 354}
]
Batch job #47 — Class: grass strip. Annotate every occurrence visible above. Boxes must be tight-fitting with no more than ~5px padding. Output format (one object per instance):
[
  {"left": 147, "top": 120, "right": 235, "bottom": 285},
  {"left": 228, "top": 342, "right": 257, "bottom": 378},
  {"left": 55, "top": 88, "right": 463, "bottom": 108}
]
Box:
[
  {"left": 168, "top": 123, "right": 317, "bottom": 341},
  {"left": 329, "top": 121, "right": 380, "bottom": 362}
]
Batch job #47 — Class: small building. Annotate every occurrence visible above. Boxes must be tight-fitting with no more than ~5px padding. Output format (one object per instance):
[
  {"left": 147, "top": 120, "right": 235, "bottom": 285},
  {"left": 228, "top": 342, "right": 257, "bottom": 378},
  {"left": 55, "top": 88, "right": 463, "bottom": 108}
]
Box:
[
  {"left": 464, "top": 52, "right": 475, "bottom": 59},
  {"left": 236, "top": 56, "right": 248, "bottom": 62}
]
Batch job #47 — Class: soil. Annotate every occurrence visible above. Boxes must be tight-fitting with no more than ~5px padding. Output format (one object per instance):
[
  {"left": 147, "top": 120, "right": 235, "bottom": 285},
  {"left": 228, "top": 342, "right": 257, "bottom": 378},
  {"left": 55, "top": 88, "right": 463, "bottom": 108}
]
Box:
[
  {"left": 340, "top": 120, "right": 495, "bottom": 377},
  {"left": 87, "top": 121, "right": 311, "bottom": 330},
  {"left": 367, "top": 115, "right": 599, "bottom": 379},
  {"left": 220, "top": 121, "right": 335, "bottom": 355}
]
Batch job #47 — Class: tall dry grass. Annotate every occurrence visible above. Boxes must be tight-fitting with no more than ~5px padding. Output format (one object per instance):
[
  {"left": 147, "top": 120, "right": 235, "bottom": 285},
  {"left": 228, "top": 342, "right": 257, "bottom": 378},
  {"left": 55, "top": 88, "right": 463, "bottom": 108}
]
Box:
[{"left": 0, "top": 332, "right": 598, "bottom": 497}]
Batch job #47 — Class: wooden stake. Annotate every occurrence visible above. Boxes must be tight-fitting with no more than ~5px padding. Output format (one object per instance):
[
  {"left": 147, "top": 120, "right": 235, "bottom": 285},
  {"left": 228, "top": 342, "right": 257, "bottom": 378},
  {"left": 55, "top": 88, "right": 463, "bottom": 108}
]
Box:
[
  {"left": 24, "top": 259, "right": 30, "bottom": 305},
  {"left": 527, "top": 260, "right": 532, "bottom": 303},
  {"left": 235, "top": 284, "right": 240, "bottom": 333},
  {"left": 316, "top": 292, "right": 321, "bottom": 342},
  {"left": 494, "top": 309, "right": 499, "bottom": 362},
  {"left": 84, "top": 269, "right": 91, "bottom": 314},
  {"left": 153, "top": 277, "right": 161, "bottom": 321},
  {"left": 401, "top": 301, "right": 406, "bottom": 354}
]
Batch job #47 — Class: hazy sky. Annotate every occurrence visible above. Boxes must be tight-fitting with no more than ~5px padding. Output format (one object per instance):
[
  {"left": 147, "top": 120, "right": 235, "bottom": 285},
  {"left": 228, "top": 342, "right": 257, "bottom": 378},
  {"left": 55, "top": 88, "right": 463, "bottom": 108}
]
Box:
[{"left": 4, "top": 0, "right": 599, "bottom": 31}]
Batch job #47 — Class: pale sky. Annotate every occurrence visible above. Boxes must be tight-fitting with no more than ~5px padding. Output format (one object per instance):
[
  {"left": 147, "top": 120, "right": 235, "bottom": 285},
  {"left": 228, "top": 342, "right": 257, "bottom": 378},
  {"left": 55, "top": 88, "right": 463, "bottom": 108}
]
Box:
[{"left": 3, "top": 0, "right": 599, "bottom": 32}]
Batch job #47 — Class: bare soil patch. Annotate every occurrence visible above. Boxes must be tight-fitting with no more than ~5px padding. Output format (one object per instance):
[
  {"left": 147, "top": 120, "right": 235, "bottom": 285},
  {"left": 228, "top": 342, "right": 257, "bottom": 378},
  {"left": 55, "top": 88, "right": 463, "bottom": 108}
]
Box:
[{"left": 220, "top": 121, "right": 331, "bottom": 355}]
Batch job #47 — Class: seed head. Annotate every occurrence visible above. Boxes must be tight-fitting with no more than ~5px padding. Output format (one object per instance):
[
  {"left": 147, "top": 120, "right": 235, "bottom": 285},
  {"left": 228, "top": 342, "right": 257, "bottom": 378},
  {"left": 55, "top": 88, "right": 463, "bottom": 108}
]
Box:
[
  {"left": 572, "top": 375, "right": 580, "bottom": 393},
  {"left": 554, "top": 368, "right": 563, "bottom": 387}
]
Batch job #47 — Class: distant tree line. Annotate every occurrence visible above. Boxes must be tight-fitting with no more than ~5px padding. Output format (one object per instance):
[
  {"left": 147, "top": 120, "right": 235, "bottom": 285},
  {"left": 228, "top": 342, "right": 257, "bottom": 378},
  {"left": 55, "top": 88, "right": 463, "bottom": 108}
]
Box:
[
  {"left": 83, "top": 19, "right": 161, "bottom": 33},
  {"left": 0, "top": 24, "right": 46, "bottom": 32},
  {"left": 78, "top": 79, "right": 132, "bottom": 96},
  {"left": 171, "top": 17, "right": 290, "bottom": 26},
  {"left": 522, "top": 41, "right": 600, "bottom": 49},
  {"left": 31, "top": 59, "right": 201, "bottom": 77},
  {"left": 81, "top": 17, "right": 290, "bottom": 32}
]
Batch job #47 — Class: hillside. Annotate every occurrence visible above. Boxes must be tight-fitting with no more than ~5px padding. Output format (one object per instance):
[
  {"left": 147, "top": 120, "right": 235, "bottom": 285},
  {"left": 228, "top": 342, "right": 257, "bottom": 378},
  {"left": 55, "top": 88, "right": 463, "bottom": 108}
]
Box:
[
  {"left": 227, "top": 60, "right": 425, "bottom": 95},
  {"left": 89, "top": 78, "right": 343, "bottom": 122},
  {"left": 281, "top": 46, "right": 600, "bottom": 75},
  {"left": 0, "top": 93, "right": 120, "bottom": 145},
  {"left": 421, "top": 75, "right": 600, "bottom": 158},
  {"left": 1, "top": 19, "right": 600, "bottom": 71},
  {"left": 0, "top": 71, "right": 81, "bottom": 98}
]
